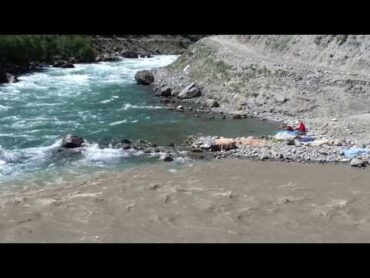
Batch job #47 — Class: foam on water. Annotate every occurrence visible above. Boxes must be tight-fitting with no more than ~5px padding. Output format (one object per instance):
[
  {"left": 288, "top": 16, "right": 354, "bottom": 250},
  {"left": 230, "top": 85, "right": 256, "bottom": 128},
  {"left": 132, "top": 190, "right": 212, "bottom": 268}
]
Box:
[{"left": 120, "top": 103, "right": 164, "bottom": 110}]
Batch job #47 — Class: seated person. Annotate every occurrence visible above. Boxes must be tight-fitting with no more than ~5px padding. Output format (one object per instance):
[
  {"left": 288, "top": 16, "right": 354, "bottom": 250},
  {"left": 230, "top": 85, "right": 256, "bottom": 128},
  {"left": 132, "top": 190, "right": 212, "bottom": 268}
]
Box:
[{"left": 295, "top": 121, "right": 307, "bottom": 135}]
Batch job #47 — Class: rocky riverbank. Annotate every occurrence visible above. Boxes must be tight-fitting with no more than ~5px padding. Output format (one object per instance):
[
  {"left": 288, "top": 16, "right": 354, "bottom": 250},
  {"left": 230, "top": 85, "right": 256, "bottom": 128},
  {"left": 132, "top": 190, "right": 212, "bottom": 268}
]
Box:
[
  {"left": 147, "top": 35, "right": 370, "bottom": 148},
  {"left": 0, "top": 35, "right": 203, "bottom": 84},
  {"left": 131, "top": 36, "right": 370, "bottom": 168}
]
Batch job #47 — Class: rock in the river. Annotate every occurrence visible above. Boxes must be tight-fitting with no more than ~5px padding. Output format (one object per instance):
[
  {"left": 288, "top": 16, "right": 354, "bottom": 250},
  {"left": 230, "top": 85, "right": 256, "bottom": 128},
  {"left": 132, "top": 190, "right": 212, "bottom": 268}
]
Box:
[
  {"left": 0, "top": 71, "right": 18, "bottom": 83},
  {"left": 135, "top": 70, "right": 154, "bottom": 85},
  {"left": 53, "top": 61, "right": 74, "bottom": 68},
  {"left": 178, "top": 83, "right": 201, "bottom": 99},
  {"left": 132, "top": 139, "right": 153, "bottom": 150},
  {"left": 61, "top": 134, "right": 85, "bottom": 148},
  {"left": 205, "top": 99, "right": 220, "bottom": 108},
  {"left": 95, "top": 55, "right": 120, "bottom": 62},
  {"left": 350, "top": 158, "right": 368, "bottom": 168},
  {"left": 121, "top": 50, "right": 139, "bottom": 58},
  {"left": 176, "top": 105, "right": 184, "bottom": 112},
  {"left": 160, "top": 153, "right": 173, "bottom": 162},
  {"left": 121, "top": 139, "right": 132, "bottom": 150}
]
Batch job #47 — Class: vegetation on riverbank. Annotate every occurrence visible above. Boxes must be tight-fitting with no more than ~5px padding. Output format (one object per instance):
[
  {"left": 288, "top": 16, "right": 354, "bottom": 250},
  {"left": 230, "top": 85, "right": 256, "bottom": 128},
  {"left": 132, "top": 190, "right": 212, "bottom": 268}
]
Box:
[{"left": 0, "top": 35, "right": 95, "bottom": 65}]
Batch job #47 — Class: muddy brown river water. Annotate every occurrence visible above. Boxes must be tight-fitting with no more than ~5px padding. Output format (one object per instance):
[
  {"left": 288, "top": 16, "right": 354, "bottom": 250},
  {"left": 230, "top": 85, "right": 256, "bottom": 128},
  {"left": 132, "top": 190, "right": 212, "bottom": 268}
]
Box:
[{"left": 1, "top": 159, "right": 370, "bottom": 242}]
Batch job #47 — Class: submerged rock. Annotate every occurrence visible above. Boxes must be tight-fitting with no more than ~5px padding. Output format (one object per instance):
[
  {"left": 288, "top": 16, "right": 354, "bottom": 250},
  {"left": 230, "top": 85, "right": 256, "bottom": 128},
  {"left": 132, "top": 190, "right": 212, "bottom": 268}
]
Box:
[
  {"left": 61, "top": 134, "right": 85, "bottom": 148},
  {"left": 135, "top": 70, "right": 154, "bottom": 85}
]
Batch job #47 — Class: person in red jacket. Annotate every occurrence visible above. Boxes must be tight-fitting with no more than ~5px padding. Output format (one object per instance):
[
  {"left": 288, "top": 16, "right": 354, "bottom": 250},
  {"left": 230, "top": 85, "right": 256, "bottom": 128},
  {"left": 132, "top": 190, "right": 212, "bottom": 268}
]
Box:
[{"left": 295, "top": 121, "right": 307, "bottom": 135}]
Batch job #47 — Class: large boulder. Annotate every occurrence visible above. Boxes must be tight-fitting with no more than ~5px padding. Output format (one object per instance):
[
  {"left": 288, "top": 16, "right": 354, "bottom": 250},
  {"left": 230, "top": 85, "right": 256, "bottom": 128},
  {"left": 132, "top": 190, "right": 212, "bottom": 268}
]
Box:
[
  {"left": 61, "top": 134, "right": 85, "bottom": 148},
  {"left": 135, "top": 70, "right": 154, "bottom": 85},
  {"left": 178, "top": 83, "right": 201, "bottom": 99}
]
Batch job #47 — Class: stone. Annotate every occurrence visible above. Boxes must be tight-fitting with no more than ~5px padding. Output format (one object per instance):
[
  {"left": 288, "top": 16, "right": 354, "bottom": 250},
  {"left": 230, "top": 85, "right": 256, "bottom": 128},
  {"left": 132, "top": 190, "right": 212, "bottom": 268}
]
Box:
[
  {"left": 212, "top": 138, "right": 237, "bottom": 151},
  {"left": 350, "top": 158, "right": 368, "bottom": 168},
  {"left": 275, "top": 95, "right": 288, "bottom": 104},
  {"left": 132, "top": 139, "right": 153, "bottom": 150},
  {"left": 286, "top": 139, "right": 295, "bottom": 145},
  {"left": 135, "top": 70, "right": 154, "bottom": 85},
  {"left": 178, "top": 83, "right": 201, "bottom": 99},
  {"left": 160, "top": 153, "right": 173, "bottom": 162},
  {"left": 159, "top": 88, "right": 172, "bottom": 97},
  {"left": 53, "top": 61, "right": 74, "bottom": 68},
  {"left": 205, "top": 99, "right": 220, "bottom": 108},
  {"left": 232, "top": 113, "right": 247, "bottom": 119},
  {"left": 121, "top": 50, "right": 139, "bottom": 58},
  {"left": 176, "top": 105, "right": 184, "bottom": 112},
  {"left": 61, "top": 134, "right": 84, "bottom": 148},
  {"left": 0, "top": 72, "right": 18, "bottom": 83}
]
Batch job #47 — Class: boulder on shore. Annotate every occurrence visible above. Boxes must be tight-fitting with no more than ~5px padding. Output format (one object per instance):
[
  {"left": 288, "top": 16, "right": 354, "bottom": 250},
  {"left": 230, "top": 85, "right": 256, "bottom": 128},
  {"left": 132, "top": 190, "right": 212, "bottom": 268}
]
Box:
[
  {"left": 350, "top": 158, "right": 368, "bottom": 168},
  {"left": 135, "top": 70, "right": 154, "bottom": 85},
  {"left": 178, "top": 83, "right": 201, "bottom": 99},
  {"left": 61, "top": 134, "right": 85, "bottom": 148}
]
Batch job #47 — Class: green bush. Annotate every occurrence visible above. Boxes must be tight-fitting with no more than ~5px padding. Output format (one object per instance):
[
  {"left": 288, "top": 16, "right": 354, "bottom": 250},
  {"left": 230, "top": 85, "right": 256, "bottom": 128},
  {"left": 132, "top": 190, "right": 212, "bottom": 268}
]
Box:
[{"left": 0, "top": 35, "right": 95, "bottom": 65}]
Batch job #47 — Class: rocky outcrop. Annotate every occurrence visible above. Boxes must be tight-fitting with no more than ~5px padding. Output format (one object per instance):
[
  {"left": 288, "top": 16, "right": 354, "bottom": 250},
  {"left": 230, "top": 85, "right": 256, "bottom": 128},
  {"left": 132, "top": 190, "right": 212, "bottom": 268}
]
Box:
[
  {"left": 61, "top": 134, "right": 85, "bottom": 148},
  {"left": 135, "top": 70, "right": 154, "bottom": 85}
]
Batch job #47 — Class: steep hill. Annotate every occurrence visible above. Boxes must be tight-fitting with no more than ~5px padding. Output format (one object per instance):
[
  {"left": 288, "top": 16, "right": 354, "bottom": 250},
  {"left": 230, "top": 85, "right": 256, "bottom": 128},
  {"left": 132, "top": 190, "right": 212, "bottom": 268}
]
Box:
[{"left": 152, "top": 35, "right": 370, "bottom": 144}]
